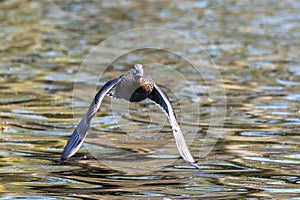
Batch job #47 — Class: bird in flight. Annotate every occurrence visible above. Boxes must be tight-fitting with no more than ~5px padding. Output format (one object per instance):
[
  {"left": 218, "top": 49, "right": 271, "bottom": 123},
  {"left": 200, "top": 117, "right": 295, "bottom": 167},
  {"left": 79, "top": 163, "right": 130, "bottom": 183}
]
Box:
[{"left": 60, "top": 64, "right": 200, "bottom": 169}]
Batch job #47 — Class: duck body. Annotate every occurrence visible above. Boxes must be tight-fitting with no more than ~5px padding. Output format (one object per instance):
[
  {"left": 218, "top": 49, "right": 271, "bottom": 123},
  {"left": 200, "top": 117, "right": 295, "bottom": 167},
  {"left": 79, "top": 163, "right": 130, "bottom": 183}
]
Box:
[
  {"left": 60, "top": 64, "right": 200, "bottom": 169},
  {"left": 108, "top": 70, "right": 154, "bottom": 102}
]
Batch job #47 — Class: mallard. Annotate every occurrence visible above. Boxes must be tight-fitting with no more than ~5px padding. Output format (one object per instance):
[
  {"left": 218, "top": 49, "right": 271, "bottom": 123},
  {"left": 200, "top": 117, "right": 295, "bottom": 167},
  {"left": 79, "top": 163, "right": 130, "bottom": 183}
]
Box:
[{"left": 60, "top": 64, "right": 200, "bottom": 169}]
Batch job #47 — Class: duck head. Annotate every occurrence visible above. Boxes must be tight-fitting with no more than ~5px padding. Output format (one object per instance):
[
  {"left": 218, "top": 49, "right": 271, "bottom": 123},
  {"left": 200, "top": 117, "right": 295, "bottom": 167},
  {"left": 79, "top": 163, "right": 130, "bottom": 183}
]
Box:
[{"left": 132, "top": 64, "right": 144, "bottom": 77}]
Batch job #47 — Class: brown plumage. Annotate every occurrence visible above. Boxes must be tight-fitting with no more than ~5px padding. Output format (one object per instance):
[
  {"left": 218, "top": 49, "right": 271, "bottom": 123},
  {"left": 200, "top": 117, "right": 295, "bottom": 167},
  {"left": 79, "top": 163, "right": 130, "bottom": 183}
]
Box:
[
  {"left": 60, "top": 64, "right": 200, "bottom": 169},
  {"left": 107, "top": 64, "right": 154, "bottom": 102}
]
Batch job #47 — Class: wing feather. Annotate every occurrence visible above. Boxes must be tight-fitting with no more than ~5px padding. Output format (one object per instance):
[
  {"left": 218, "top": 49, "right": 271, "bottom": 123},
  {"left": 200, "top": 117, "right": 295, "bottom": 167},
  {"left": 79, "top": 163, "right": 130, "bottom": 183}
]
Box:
[
  {"left": 60, "top": 77, "right": 121, "bottom": 162},
  {"left": 149, "top": 84, "right": 200, "bottom": 169}
]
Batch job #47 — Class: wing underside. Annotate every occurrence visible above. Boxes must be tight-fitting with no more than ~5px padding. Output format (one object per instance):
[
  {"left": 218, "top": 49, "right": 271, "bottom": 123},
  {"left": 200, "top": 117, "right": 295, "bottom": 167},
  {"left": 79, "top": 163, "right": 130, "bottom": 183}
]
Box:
[
  {"left": 149, "top": 84, "right": 200, "bottom": 169},
  {"left": 60, "top": 77, "right": 121, "bottom": 162}
]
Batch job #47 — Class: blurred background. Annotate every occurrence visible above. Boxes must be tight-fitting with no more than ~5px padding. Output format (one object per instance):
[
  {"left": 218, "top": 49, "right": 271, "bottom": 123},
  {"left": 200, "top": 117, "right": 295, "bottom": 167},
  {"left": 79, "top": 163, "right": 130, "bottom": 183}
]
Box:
[{"left": 0, "top": 0, "right": 299, "bottom": 199}]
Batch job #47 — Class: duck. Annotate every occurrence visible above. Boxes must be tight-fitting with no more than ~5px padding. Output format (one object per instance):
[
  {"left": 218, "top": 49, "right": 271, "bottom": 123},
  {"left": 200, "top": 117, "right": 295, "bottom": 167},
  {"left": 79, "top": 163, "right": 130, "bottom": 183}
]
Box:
[{"left": 60, "top": 64, "right": 200, "bottom": 169}]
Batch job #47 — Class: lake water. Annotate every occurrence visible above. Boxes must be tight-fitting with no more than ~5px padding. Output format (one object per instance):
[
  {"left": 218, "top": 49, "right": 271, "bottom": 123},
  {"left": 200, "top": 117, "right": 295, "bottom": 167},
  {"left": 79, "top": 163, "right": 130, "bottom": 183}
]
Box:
[{"left": 0, "top": 0, "right": 299, "bottom": 199}]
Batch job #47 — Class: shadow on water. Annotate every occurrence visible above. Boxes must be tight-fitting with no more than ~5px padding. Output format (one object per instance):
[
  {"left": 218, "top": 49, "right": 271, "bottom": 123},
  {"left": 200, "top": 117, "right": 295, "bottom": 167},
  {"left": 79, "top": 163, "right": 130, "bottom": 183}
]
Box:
[{"left": 0, "top": 0, "right": 300, "bottom": 199}]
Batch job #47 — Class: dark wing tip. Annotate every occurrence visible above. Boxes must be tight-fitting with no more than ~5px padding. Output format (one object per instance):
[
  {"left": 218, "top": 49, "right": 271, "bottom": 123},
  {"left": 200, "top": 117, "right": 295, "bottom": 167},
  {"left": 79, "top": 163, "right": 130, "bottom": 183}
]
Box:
[
  {"left": 59, "top": 129, "right": 82, "bottom": 163},
  {"left": 191, "top": 161, "right": 202, "bottom": 170},
  {"left": 58, "top": 157, "right": 66, "bottom": 164}
]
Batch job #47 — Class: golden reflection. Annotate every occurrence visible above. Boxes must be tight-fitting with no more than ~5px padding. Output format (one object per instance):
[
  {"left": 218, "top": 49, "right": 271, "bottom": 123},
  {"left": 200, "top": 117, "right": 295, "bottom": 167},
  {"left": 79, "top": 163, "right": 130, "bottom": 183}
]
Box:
[{"left": 0, "top": 125, "right": 10, "bottom": 134}]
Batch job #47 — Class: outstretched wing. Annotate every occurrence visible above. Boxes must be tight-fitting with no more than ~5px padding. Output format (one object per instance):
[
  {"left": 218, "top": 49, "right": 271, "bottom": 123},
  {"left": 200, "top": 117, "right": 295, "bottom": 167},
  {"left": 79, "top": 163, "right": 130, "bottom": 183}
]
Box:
[
  {"left": 148, "top": 84, "right": 200, "bottom": 169},
  {"left": 60, "top": 77, "right": 121, "bottom": 162}
]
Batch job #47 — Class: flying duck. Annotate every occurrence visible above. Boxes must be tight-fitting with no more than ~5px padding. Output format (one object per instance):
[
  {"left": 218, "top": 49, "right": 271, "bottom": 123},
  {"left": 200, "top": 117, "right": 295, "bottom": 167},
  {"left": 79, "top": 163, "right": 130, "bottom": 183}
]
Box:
[{"left": 60, "top": 64, "right": 200, "bottom": 169}]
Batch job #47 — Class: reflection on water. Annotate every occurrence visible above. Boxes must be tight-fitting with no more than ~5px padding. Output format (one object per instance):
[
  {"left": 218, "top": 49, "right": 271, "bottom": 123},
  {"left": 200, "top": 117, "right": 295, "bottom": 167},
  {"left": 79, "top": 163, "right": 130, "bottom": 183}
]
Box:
[{"left": 0, "top": 0, "right": 300, "bottom": 199}]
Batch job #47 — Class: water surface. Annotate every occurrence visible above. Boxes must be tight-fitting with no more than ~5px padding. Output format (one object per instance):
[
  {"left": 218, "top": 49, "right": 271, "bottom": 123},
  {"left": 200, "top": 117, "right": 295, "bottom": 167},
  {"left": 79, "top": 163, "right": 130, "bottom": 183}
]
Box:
[{"left": 0, "top": 0, "right": 299, "bottom": 199}]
